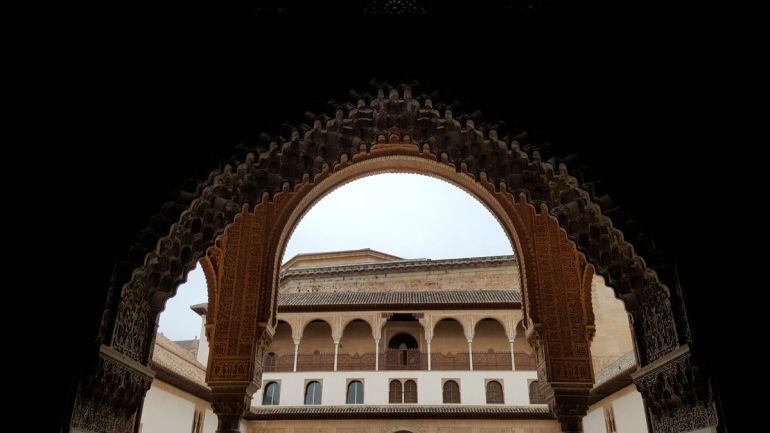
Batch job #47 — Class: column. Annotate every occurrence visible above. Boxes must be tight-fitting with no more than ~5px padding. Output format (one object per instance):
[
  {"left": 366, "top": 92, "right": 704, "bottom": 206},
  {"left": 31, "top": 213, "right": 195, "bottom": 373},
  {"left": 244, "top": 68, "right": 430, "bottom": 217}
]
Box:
[
  {"left": 468, "top": 340, "right": 473, "bottom": 371},
  {"left": 427, "top": 340, "right": 432, "bottom": 371},
  {"left": 293, "top": 341, "right": 299, "bottom": 372},
  {"left": 509, "top": 339, "right": 516, "bottom": 371},
  {"left": 375, "top": 338, "right": 380, "bottom": 371},
  {"left": 333, "top": 340, "right": 340, "bottom": 371}
]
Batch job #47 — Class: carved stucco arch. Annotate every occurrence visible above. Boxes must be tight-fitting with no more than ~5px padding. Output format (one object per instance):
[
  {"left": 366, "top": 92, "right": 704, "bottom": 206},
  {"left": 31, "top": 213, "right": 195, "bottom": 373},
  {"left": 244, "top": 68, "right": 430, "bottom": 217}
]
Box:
[{"left": 70, "top": 86, "right": 716, "bottom": 433}]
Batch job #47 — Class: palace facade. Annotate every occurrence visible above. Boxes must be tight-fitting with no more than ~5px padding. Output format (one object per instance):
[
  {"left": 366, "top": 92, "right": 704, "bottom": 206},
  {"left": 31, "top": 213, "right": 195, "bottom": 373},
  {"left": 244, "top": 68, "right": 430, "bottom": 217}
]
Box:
[{"left": 138, "top": 249, "right": 646, "bottom": 433}]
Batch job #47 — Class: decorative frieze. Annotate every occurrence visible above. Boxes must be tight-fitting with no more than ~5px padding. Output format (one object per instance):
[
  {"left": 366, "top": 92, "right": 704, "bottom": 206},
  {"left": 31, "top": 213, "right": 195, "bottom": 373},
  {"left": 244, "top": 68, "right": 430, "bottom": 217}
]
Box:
[
  {"left": 70, "top": 345, "right": 154, "bottom": 433},
  {"left": 633, "top": 345, "right": 718, "bottom": 433}
]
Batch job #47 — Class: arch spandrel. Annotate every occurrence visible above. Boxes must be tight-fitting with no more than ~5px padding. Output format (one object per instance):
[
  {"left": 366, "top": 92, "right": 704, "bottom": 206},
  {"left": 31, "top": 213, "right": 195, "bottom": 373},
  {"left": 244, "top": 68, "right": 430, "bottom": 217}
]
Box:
[{"left": 74, "top": 85, "right": 717, "bottom": 433}]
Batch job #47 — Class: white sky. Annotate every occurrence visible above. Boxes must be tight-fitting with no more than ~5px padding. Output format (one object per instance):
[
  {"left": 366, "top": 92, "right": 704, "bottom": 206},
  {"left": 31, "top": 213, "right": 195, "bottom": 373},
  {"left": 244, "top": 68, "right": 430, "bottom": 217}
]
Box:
[{"left": 158, "top": 173, "right": 513, "bottom": 341}]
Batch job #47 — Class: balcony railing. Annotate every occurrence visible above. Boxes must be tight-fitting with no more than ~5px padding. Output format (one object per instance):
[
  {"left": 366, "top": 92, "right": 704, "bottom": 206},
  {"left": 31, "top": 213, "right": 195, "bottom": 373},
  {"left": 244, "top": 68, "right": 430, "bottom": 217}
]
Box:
[
  {"left": 337, "top": 353, "right": 377, "bottom": 371},
  {"left": 382, "top": 348, "right": 426, "bottom": 370},
  {"left": 264, "top": 350, "right": 537, "bottom": 372}
]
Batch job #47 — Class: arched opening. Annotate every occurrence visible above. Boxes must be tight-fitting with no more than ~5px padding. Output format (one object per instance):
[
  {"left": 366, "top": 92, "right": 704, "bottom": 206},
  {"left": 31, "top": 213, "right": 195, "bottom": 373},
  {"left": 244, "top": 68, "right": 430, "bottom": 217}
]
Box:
[
  {"left": 486, "top": 380, "right": 504, "bottom": 404},
  {"left": 304, "top": 381, "right": 322, "bottom": 405},
  {"left": 388, "top": 380, "right": 403, "bottom": 404},
  {"left": 388, "top": 333, "right": 418, "bottom": 349},
  {"left": 442, "top": 380, "right": 461, "bottom": 404},
  {"left": 264, "top": 320, "right": 293, "bottom": 372},
  {"left": 387, "top": 333, "right": 420, "bottom": 369},
  {"left": 261, "top": 381, "right": 280, "bottom": 406},
  {"left": 297, "top": 320, "right": 334, "bottom": 371},
  {"left": 472, "top": 318, "right": 510, "bottom": 370},
  {"left": 431, "top": 318, "right": 469, "bottom": 370},
  {"left": 346, "top": 380, "right": 364, "bottom": 404},
  {"left": 338, "top": 320, "right": 375, "bottom": 370}
]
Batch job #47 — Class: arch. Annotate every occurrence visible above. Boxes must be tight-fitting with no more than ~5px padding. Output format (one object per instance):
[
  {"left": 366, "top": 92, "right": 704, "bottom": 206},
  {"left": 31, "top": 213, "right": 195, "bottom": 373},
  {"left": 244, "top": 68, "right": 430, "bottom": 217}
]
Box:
[
  {"left": 346, "top": 380, "right": 364, "bottom": 404},
  {"left": 388, "top": 333, "right": 418, "bottom": 349},
  {"left": 442, "top": 380, "right": 461, "bottom": 404},
  {"left": 486, "top": 380, "right": 504, "bottom": 404},
  {"left": 388, "top": 380, "right": 402, "bottom": 404},
  {"left": 431, "top": 315, "right": 469, "bottom": 337},
  {"left": 403, "top": 379, "right": 417, "bottom": 403},
  {"left": 340, "top": 319, "right": 374, "bottom": 353},
  {"left": 72, "top": 85, "right": 713, "bottom": 433},
  {"left": 298, "top": 320, "right": 335, "bottom": 355},
  {"left": 304, "top": 381, "right": 322, "bottom": 405},
  {"left": 432, "top": 318, "right": 468, "bottom": 358},
  {"left": 473, "top": 318, "right": 509, "bottom": 352},
  {"left": 261, "top": 381, "right": 280, "bottom": 406}
]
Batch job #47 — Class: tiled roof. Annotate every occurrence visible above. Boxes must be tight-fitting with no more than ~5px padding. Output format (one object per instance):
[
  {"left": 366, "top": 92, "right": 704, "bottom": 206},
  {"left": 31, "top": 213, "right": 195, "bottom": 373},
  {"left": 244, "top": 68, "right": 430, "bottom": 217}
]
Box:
[
  {"left": 280, "top": 255, "right": 516, "bottom": 280},
  {"left": 277, "top": 290, "right": 521, "bottom": 311},
  {"left": 246, "top": 404, "right": 552, "bottom": 420}
]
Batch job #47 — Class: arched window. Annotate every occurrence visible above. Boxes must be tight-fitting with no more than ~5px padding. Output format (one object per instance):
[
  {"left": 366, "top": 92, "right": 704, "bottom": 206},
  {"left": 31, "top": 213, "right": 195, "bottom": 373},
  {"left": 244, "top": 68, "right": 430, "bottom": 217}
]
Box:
[
  {"left": 442, "top": 380, "right": 460, "bottom": 403},
  {"left": 486, "top": 380, "right": 503, "bottom": 404},
  {"left": 262, "top": 381, "right": 280, "bottom": 405},
  {"left": 346, "top": 380, "right": 364, "bottom": 404},
  {"left": 389, "top": 380, "right": 403, "bottom": 403},
  {"left": 404, "top": 379, "right": 417, "bottom": 403},
  {"left": 304, "top": 381, "right": 322, "bottom": 405}
]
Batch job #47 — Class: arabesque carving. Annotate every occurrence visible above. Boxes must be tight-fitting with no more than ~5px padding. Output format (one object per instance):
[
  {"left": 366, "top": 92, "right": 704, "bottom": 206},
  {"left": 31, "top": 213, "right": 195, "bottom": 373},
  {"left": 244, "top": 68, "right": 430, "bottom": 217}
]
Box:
[{"left": 72, "top": 83, "right": 714, "bottom": 433}]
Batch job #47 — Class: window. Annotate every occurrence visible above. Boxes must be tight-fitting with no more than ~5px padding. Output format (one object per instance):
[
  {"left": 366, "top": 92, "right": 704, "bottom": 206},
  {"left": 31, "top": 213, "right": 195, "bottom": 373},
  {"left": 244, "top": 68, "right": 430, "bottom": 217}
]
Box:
[
  {"left": 262, "top": 381, "right": 280, "bottom": 405},
  {"left": 305, "top": 381, "right": 322, "bottom": 405},
  {"left": 404, "top": 379, "right": 417, "bottom": 403},
  {"left": 486, "top": 380, "right": 504, "bottom": 404},
  {"left": 603, "top": 405, "right": 617, "bottom": 433},
  {"left": 389, "top": 380, "right": 403, "bottom": 403},
  {"left": 442, "top": 380, "right": 460, "bottom": 403},
  {"left": 346, "top": 380, "right": 364, "bottom": 404}
]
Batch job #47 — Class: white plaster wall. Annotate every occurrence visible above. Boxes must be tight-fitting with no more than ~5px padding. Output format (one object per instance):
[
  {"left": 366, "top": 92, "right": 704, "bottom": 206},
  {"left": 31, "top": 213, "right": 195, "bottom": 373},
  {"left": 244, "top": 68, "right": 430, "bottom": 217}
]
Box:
[
  {"left": 613, "top": 389, "right": 648, "bottom": 433},
  {"left": 253, "top": 370, "right": 538, "bottom": 407},
  {"left": 203, "top": 408, "right": 218, "bottom": 433},
  {"left": 140, "top": 383, "right": 196, "bottom": 433},
  {"left": 583, "top": 408, "right": 608, "bottom": 433},
  {"left": 583, "top": 385, "right": 649, "bottom": 433},
  {"left": 197, "top": 314, "right": 210, "bottom": 367}
]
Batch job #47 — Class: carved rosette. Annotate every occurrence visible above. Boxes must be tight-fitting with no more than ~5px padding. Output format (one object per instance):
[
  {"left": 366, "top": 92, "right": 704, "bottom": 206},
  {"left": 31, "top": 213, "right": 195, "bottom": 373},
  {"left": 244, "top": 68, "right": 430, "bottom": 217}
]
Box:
[
  {"left": 70, "top": 346, "right": 154, "bottom": 433},
  {"left": 633, "top": 345, "right": 718, "bottom": 433}
]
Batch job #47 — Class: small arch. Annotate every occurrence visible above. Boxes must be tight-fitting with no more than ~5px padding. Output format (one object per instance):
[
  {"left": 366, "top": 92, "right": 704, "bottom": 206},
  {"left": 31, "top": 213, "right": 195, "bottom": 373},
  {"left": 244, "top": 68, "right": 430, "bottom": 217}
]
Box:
[
  {"left": 432, "top": 318, "right": 467, "bottom": 354},
  {"left": 340, "top": 319, "right": 374, "bottom": 354},
  {"left": 442, "top": 380, "right": 461, "bottom": 403},
  {"left": 304, "top": 381, "right": 322, "bottom": 405},
  {"left": 473, "top": 318, "right": 509, "bottom": 353},
  {"left": 262, "top": 381, "right": 280, "bottom": 405},
  {"left": 388, "top": 333, "right": 418, "bottom": 349},
  {"left": 389, "top": 380, "right": 403, "bottom": 403},
  {"left": 299, "top": 320, "right": 335, "bottom": 355},
  {"left": 403, "top": 379, "right": 417, "bottom": 403},
  {"left": 486, "top": 380, "right": 504, "bottom": 404},
  {"left": 432, "top": 316, "right": 468, "bottom": 336},
  {"left": 346, "top": 380, "right": 364, "bottom": 404}
]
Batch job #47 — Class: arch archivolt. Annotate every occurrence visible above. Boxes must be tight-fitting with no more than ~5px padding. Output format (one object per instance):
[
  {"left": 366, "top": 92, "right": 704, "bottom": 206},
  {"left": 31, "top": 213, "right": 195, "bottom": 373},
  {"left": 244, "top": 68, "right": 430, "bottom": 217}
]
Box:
[{"left": 71, "top": 86, "right": 715, "bottom": 433}]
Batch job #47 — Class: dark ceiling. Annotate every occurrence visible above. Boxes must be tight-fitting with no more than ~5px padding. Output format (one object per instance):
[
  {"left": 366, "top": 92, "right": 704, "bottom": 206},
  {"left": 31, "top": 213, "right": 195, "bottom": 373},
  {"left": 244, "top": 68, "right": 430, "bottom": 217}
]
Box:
[{"left": 46, "top": 10, "right": 749, "bottom": 432}]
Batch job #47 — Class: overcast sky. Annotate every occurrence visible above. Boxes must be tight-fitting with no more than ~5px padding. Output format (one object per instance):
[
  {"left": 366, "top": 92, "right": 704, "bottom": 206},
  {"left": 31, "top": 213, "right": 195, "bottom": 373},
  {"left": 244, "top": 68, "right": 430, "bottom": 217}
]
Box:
[{"left": 158, "top": 173, "right": 513, "bottom": 341}]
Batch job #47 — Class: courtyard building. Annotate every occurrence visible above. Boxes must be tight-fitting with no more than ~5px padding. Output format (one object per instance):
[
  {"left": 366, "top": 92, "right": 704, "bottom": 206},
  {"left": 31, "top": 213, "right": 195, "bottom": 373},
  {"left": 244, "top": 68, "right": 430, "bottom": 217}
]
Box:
[{"left": 139, "top": 249, "right": 644, "bottom": 433}]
